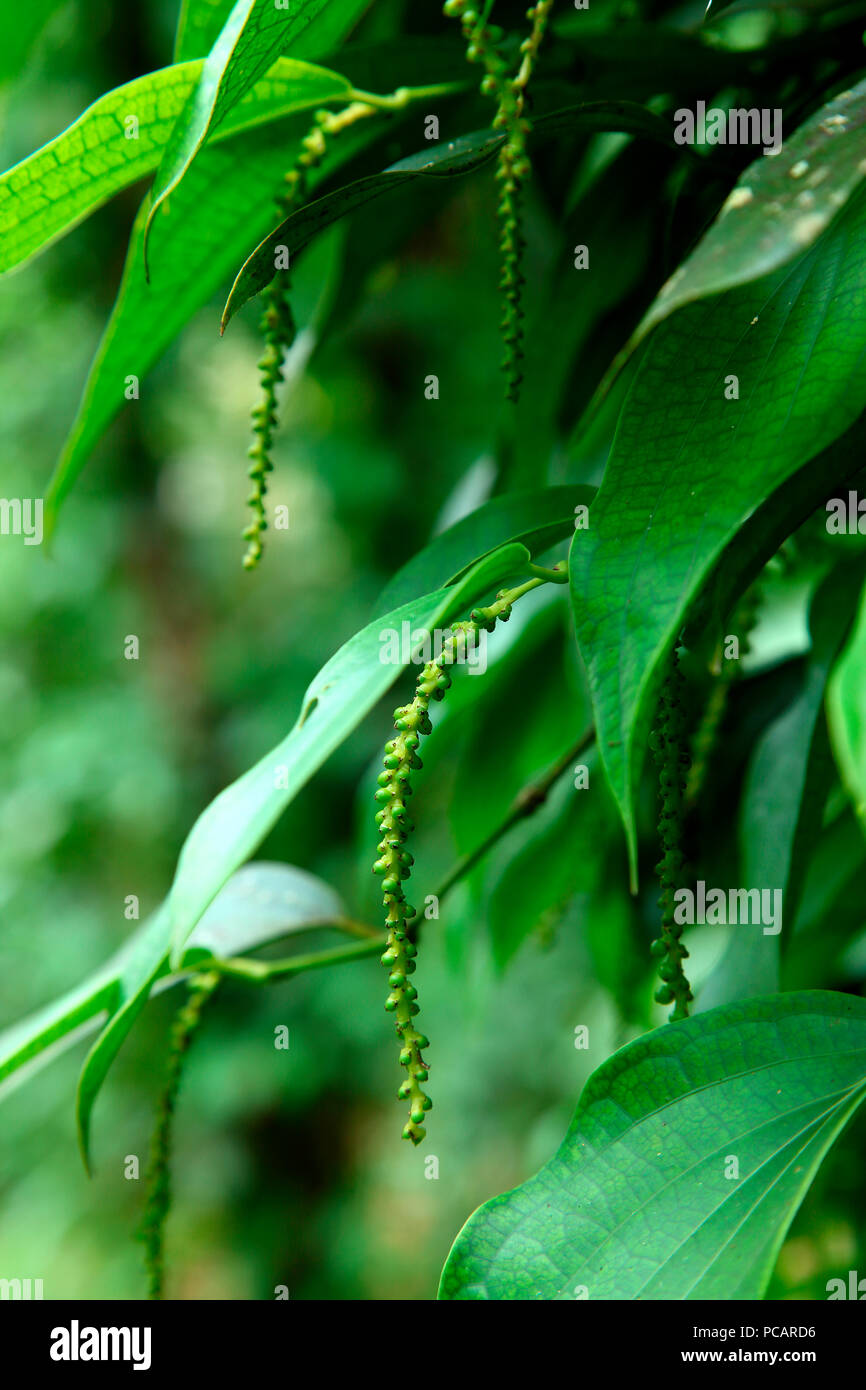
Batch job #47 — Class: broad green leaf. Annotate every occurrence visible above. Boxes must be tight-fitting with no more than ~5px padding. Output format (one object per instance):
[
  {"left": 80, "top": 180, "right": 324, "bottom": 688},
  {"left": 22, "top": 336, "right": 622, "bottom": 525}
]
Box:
[
  {"left": 145, "top": 0, "right": 370, "bottom": 261},
  {"left": 175, "top": 0, "right": 371, "bottom": 65},
  {"left": 0, "top": 58, "right": 353, "bottom": 278},
  {"left": 168, "top": 543, "right": 533, "bottom": 964},
  {"left": 374, "top": 486, "right": 594, "bottom": 617},
  {"left": 0, "top": 861, "right": 349, "bottom": 1164},
  {"left": 569, "top": 187, "right": 866, "bottom": 875},
  {"left": 828, "top": 571, "right": 866, "bottom": 832},
  {"left": 221, "top": 101, "right": 676, "bottom": 328},
  {"left": 45, "top": 113, "right": 382, "bottom": 526},
  {"left": 635, "top": 79, "right": 866, "bottom": 348},
  {"left": 699, "top": 564, "right": 863, "bottom": 1010},
  {"left": 439, "top": 991, "right": 866, "bottom": 1300}
]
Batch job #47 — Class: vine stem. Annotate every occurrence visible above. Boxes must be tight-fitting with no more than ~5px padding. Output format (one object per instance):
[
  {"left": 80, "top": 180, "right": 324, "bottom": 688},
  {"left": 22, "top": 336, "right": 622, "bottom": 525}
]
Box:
[{"left": 422, "top": 723, "right": 595, "bottom": 919}]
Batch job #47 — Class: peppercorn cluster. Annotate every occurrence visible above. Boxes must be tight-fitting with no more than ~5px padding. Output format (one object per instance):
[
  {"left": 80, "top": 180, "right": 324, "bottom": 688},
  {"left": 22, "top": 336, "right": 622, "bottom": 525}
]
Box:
[
  {"left": 244, "top": 110, "right": 351, "bottom": 570},
  {"left": 374, "top": 599, "right": 511, "bottom": 1143},
  {"left": 442, "top": 1, "right": 554, "bottom": 402}
]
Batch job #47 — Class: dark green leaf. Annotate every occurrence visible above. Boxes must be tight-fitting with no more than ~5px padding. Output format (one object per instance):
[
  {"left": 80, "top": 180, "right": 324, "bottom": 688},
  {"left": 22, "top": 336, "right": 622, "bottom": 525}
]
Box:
[
  {"left": 700, "top": 564, "right": 864, "bottom": 1009},
  {"left": 569, "top": 188, "right": 866, "bottom": 874},
  {"left": 145, "top": 0, "right": 370, "bottom": 262},
  {"left": 440, "top": 991, "right": 866, "bottom": 1300},
  {"left": 635, "top": 79, "right": 866, "bottom": 348},
  {"left": 221, "top": 101, "right": 676, "bottom": 328}
]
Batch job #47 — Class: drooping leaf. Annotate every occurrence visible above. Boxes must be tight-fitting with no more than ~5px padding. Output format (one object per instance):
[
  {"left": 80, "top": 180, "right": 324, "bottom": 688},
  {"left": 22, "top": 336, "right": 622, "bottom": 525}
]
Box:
[
  {"left": 0, "top": 861, "right": 351, "bottom": 1166},
  {"left": 0, "top": 59, "right": 353, "bottom": 278},
  {"left": 634, "top": 79, "right": 866, "bottom": 348},
  {"left": 569, "top": 187, "right": 866, "bottom": 874},
  {"left": 74, "top": 856, "right": 360, "bottom": 1168},
  {"left": 184, "top": 860, "right": 347, "bottom": 956},
  {"left": 44, "top": 113, "right": 382, "bottom": 526},
  {"left": 145, "top": 0, "right": 371, "bottom": 262},
  {"left": 374, "top": 486, "right": 594, "bottom": 617},
  {"left": 440, "top": 991, "right": 866, "bottom": 1300},
  {"left": 221, "top": 128, "right": 507, "bottom": 329},
  {"left": 168, "top": 543, "right": 533, "bottom": 964},
  {"left": 221, "top": 101, "right": 677, "bottom": 328},
  {"left": 699, "top": 563, "right": 864, "bottom": 1010}
]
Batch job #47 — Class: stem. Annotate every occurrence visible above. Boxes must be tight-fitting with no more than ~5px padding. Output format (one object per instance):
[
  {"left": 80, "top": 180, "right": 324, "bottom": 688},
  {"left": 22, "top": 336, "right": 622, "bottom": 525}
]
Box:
[
  {"left": 347, "top": 82, "right": 466, "bottom": 110},
  {"left": 528, "top": 562, "right": 569, "bottom": 583},
  {"left": 419, "top": 724, "right": 595, "bottom": 917},
  {"left": 205, "top": 937, "right": 384, "bottom": 984}
]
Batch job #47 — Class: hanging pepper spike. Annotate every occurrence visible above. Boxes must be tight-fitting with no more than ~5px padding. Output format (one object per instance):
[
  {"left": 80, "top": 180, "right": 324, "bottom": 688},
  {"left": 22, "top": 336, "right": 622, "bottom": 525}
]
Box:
[{"left": 372, "top": 580, "right": 546, "bottom": 1142}]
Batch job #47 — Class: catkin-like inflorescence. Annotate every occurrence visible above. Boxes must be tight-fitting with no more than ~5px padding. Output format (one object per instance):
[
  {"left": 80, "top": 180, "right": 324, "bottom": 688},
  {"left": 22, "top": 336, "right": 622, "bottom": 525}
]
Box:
[
  {"left": 373, "top": 596, "right": 513, "bottom": 1143},
  {"left": 649, "top": 646, "right": 693, "bottom": 1022},
  {"left": 138, "top": 971, "right": 219, "bottom": 1298},
  {"left": 243, "top": 109, "right": 357, "bottom": 569},
  {"left": 442, "top": 0, "right": 554, "bottom": 402}
]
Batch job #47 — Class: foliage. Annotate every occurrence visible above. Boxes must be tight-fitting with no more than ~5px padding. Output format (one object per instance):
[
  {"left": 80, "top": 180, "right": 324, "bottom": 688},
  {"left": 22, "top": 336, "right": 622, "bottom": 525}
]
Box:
[{"left": 3, "top": 0, "right": 866, "bottom": 1302}]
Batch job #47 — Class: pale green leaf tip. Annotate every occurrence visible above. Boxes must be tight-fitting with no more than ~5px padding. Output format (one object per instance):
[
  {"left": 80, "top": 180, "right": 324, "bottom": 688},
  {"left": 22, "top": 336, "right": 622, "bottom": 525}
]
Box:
[{"left": 75, "top": 1095, "right": 94, "bottom": 1178}]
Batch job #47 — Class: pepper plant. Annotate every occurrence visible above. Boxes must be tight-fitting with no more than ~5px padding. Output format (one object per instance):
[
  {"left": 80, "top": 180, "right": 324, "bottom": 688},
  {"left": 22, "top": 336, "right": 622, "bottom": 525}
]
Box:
[{"left": 4, "top": 0, "right": 866, "bottom": 1301}]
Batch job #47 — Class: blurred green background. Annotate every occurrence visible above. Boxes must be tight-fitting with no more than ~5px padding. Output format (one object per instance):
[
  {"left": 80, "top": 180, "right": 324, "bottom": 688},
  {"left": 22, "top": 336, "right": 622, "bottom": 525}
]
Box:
[{"left": 1, "top": 0, "right": 865, "bottom": 1300}]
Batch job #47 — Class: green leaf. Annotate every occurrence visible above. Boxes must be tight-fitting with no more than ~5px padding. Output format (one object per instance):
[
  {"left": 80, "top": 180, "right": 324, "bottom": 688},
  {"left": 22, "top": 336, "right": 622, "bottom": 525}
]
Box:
[
  {"left": 184, "top": 860, "right": 347, "bottom": 956},
  {"left": 634, "top": 79, "right": 866, "bottom": 348},
  {"left": 827, "top": 570, "right": 866, "bottom": 832},
  {"left": 0, "top": 58, "right": 352, "bottom": 278},
  {"left": 221, "top": 101, "right": 676, "bottom": 328},
  {"left": 44, "top": 111, "right": 381, "bottom": 526},
  {"left": 700, "top": 564, "right": 864, "bottom": 1010},
  {"left": 145, "top": 0, "right": 370, "bottom": 263},
  {"left": 439, "top": 991, "right": 866, "bottom": 1300},
  {"left": 221, "top": 127, "right": 507, "bottom": 329},
  {"left": 74, "top": 857, "right": 358, "bottom": 1169},
  {"left": 374, "top": 486, "right": 594, "bottom": 617},
  {"left": 168, "top": 543, "right": 533, "bottom": 964},
  {"left": 0, "top": 860, "right": 349, "bottom": 1165},
  {"left": 569, "top": 187, "right": 866, "bottom": 875},
  {"left": 174, "top": 0, "right": 236, "bottom": 61}
]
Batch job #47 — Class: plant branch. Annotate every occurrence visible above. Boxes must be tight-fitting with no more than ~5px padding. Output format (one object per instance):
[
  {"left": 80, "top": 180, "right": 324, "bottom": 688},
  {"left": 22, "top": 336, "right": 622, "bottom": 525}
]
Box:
[{"left": 415, "top": 722, "right": 596, "bottom": 921}]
